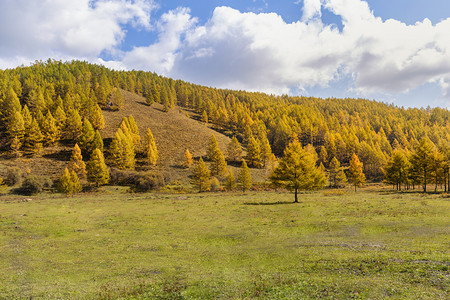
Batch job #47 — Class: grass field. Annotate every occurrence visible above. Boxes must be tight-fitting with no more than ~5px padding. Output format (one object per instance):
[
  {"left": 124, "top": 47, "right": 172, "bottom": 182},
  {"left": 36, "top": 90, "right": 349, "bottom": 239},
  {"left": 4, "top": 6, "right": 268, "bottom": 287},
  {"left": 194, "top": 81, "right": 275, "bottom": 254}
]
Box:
[{"left": 0, "top": 188, "right": 449, "bottom": 299}]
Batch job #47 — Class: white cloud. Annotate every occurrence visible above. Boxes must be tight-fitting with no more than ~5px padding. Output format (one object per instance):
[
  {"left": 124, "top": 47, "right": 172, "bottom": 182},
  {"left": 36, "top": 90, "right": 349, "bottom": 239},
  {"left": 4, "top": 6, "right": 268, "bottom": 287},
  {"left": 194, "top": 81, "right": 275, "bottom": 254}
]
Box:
[
  {"left": 0, "top": 0, "right": 155, "bottom": 63},
  {"left": 121, "top": 7, "right": 197, "bottom": 75},
  {"left": 125, "top": 0, "right": 449, "bottom": 106},
  {"left": 0, "top": 0, "right": 449, "bottom": 107}
]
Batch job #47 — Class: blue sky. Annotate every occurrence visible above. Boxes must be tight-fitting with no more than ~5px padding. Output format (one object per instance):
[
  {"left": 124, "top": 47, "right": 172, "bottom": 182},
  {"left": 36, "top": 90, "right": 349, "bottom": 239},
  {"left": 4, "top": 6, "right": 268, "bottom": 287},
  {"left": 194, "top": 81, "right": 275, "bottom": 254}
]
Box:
[{"left": 1, "top": 0, "right": 449, "bottom": 109}]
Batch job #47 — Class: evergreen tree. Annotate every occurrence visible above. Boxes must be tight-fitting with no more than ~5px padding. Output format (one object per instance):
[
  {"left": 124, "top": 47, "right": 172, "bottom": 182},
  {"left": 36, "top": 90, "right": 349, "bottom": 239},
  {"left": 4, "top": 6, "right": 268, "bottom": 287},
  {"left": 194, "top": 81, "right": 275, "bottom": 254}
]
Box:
[
  {"left": 58, "top": 168, "right": 82, "bottom": 195},
  {"left": 144, "top": 128, "right": 158, "bottom": 166},
  {"left": 22, "top": 118, "right": 43, "bottom": 155},
  {"left": 258, "top": 133, "right": 273, "bottom": 167},
  {"left": 328, "top": 157, "right": 347, "bottom": 188},
  {"left": 246, "top": 136, "right": 262, "bottom": 168},
  {"left": 127, "top": 115, "right": 140, "bottom": 148},
  {"left": 225, "top": 168, "right": 236, "bottom": 191},
  {"left": 7, "top": 110, "right": 25, "bottom": 153},
  {"left": 270, "top": 140, "right": 326, "bottom": 203},
  {"left": 319, "top": 145, "right": 329, "bottom": 167},
  {"left": 1, "top": 87, "right": 21, "bottom": 123},
  {"left": 383, "top": 149, "right": 409, "bottom": 190},
  {"left": 89, "top": 104, "right": 105, "bottom": 130},
  {"left": 410, "top": 138, "right": 435, "bottom": 192},
  {"left": 201, "top": 110, "right": 208, "bottom": 123},
  {"left": 207, "top": 134, "right": 227, "bottom": 177},
  {"left": 227, "top": 136, "right": 242, "bottom": 162},
  {"left": 192, "top": 158, "right": 211, "bottom": 192},
  {"left": 78, "top": 118, "right": 95, "bottom": 155},
  {"left": 92, "top": 130, "right": 104, "bottom": 153},
  {"left": 183, "top": 149, "right": 193, "bottom": 168},
  {"left": 41, "top": 111, "right": 59, "bottom": 146},
  {"left": 21, "top": 105, "right": 32, "bottom": 130},
  {"left": 68, "top": 144, "right": 86, "bottom": 179},
  {"left": 65, "top": 109, "right": 83, "bottom": 140},
  {"left": 110, "top": 128, "right": 135, "bottom": 169},
  {"left": 238, "top": 160, "right": 252, "bottom": 191},
  {"left": 53, "top": 106, "right": 67, "bottom": 131},
  {"left": 86, "top": 148, "right": 110, "bottom": 187},
  {"left": 109, "top": 87, "right": 124, "bottom": 110},
  {"left": 348, "top": 153, "right": 366, "bottom": 191}
]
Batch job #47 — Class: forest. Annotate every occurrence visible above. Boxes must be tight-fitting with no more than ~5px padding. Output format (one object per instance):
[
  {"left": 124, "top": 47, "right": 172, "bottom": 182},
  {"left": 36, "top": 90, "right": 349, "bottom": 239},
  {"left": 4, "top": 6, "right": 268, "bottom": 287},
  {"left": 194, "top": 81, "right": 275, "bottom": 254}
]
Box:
[{"left": 0, "top": 59, "right": 449, "bottom": 195}]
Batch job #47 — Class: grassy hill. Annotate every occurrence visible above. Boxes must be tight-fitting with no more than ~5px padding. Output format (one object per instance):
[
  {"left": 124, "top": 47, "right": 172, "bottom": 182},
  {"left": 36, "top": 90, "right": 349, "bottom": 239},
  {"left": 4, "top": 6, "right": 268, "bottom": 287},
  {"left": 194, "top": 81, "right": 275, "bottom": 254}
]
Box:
[{"left": 1, "top": 90, "right": 267, "bottom": 186}]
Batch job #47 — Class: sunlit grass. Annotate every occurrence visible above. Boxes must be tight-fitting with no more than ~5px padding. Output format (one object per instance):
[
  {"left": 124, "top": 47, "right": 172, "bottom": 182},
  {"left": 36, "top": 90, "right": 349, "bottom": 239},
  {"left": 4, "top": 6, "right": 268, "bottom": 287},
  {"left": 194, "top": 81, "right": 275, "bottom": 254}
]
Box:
[{"left": 0, "top": 188, "right": 448, "bottom": 298}]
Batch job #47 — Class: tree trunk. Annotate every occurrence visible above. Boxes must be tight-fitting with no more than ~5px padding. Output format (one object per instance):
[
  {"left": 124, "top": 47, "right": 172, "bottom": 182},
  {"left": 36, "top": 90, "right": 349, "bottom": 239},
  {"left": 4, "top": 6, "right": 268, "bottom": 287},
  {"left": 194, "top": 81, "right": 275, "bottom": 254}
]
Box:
[
  {"left": 424, "top": 169, "right": 427, "bottom": 193},
  {"left": 354, "top": 183, "right": 357, "bottom": 192},
  {"left": 294, "top": 188, "right": 298, "bottom": 203}
]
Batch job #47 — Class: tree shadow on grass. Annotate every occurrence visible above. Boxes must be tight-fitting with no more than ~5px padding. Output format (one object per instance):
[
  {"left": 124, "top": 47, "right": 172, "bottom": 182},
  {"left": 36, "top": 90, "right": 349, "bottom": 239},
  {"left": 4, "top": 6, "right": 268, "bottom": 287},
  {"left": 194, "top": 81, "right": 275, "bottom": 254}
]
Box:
[{"left": 243, "top": 201, "right": 296, "bottom": 206}]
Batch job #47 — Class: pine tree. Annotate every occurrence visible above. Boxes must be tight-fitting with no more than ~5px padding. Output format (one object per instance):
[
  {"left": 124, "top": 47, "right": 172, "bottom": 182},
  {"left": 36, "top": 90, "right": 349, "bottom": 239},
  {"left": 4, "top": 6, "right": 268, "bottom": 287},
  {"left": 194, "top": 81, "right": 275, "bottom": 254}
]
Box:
[
  {"left": 183, "top": 149, "right": 193, "bottom": 168},
  {"left": 225, "top": 168, "right": 236, "bottom": 191},
  {"left": 270, "top": 140, "right": 326, "bottom": 202},
  {"left": 22, "top": 118, "right": 43, "bottom": 155},
  {"left": 109, "top": 87, "right": 124, "bottom": 110},
  {"left": 1, "top": 87, "right": 21, "bottom": 122},
  {"left": 259, "top": 134, "right": 273, "bottom": 167},
  {"left": 41, "top": 111, "right": 59, "bottom": 146},
  {"left": 58, "top": 168, "right": 82, "bottom": 195},
  {"left": 127, "top": 115, "right": 140, "bottom": 148},
  {"left": 238, "top": 160, "right": 252, "bottom": 191},
  {"left": 246, "top": 136, "right": 262, "bottom": 168},
  {"left": 207, "top": 134, "right": 227, "bottom": 177},
  {"left": 110, "top": 128, "right": 135, "bottom": 169},
  {"left": 89, "top": 104, "right": 105, "bottom": 130},
  {"left": 7, "top": 111, "right": 25, "bottom": 154},
  {"left": 410, "top": 138, "right": 435, "bottom": 192},
  {"left": 144, "top": 128, "right": 158, "bottom": 166},
  {"left": 227, "top": 136, "right": 242, "bottom": 162},
  {"left": 329, "top": 157, "right": 347, "bottom": 188},
  {"left": 68, "top": 144, "right": 87, "bottom": 179},
  {"left": 92, "top": 130, "right": 104, "bottom": 153},
  {"left": 319, "top": 146, "right": 329, "bottom": 167},
  {"left": 53, "top": 106, "right": 67, "bottom": 131},
  {"left": 201, "top": 110, "right": 208, "bottom": 123},
  {"left": 87, "top": 148, "right": 110, "bottom": 187},
  {"left": 22, "top": 105, "right": 32, "bottom": 130},
  {"left": 78, "top": 118, "right": 95, "bottom": 156},
  {"left": 192, "top": 158, "right": 211, "bottom": 192},
  {"left": 348, "top": 153, "right": 366, "bottom": 191},
  {"left": 383, "top": 149, "right": 409, "bottom": 190},
  {"left": 65, "top": 109, "right": 83, "bottom": 140}
]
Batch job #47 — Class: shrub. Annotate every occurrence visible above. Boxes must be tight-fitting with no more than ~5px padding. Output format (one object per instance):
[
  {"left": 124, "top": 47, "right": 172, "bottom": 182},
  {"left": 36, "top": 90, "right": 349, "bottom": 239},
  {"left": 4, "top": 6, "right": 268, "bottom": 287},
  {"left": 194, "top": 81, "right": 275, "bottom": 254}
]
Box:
[
  {"left": 14, "top": 175, "right": 52, "bottom": 195},
  {"left": 210, "top": 177, "right": 222, "bottom": 192},
  {"left": 5, "top": 167, "right": 23, "bottom": 186},
  {"left": 110, "top": 168, "right": 167, "bottom": 192}
]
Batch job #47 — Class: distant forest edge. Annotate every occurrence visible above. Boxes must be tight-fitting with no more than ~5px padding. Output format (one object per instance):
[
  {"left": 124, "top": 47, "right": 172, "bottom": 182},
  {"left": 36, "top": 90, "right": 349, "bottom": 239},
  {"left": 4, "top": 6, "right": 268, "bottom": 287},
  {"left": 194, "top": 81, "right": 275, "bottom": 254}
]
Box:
[{"left": 0, "top": 59, "right": 449, "bottom": 192}]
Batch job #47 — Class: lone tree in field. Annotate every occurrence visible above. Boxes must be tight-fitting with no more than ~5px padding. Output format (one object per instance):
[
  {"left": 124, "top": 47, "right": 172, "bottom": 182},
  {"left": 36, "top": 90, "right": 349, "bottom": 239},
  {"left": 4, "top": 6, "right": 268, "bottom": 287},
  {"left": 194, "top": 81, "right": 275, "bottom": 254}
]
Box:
[
  {"left": 87, "top": 149, "right": 110, "bottom": 187},
  {"left": 192, "top": 158, "right": 211, "bottom": 192},
  {"left": 144, "top": 128, "right": 158, "bottom": 166},
  {"left": 238, "top": 160, "right": 252, "bottom": 191},
  {"left": 270, "top": 140, "right": 326, "bottom": 203},
  {"left": 348, "top": 153, "right": 366, "bottom": 191}
]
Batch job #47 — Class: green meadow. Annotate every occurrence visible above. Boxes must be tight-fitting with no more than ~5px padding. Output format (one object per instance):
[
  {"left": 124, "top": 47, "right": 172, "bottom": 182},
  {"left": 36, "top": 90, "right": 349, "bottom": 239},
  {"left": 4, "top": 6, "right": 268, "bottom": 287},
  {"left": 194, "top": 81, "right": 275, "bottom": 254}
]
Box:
[{"left": 0, "top": 188, "right": 448, "bottom": 299}]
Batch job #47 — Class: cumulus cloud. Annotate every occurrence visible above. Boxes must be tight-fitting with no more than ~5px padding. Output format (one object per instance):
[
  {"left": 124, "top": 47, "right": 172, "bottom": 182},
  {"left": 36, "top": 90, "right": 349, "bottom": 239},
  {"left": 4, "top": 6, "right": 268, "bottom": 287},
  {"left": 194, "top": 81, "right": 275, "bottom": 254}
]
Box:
[
  {"left": 0, "top": 0, "right": 155, "bottom": 63},
  {"left": 121, "top": 7, "right": 197, "bottom": 75},
  {"left": 149, "top": 0, "right": 448, "bottom": 106},
  {"left": 1, "top": 0, "right": 449, "bottom": 107}
]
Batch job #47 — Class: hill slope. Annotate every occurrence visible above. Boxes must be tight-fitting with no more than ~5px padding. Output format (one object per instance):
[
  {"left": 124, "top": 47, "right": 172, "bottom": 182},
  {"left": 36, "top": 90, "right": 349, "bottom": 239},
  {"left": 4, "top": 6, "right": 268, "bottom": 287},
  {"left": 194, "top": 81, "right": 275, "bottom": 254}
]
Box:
[
  {"left": 0, "top": 91, "right": 233, "bottom": 183},
  {"left": 101, "top": 91, "right": 231, "bottom": 167}
]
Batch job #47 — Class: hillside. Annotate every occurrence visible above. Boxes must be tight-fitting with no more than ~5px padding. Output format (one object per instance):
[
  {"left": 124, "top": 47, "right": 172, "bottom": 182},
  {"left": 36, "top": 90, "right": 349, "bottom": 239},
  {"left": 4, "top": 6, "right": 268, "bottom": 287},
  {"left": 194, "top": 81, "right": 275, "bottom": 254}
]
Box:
[
  {"left": 0, "top": 90, "right": 235, "bottom": 183},
  {"left": 0, "top": 60, "right": 448, "bottom": 189}
]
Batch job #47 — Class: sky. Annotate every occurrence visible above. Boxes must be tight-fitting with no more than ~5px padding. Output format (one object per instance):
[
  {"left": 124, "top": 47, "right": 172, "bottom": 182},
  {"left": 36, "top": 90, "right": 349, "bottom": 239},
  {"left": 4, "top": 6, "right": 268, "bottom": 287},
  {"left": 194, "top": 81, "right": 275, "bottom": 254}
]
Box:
[{"left": 1, "top": 0, "right": 450, "bottom": 109}]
